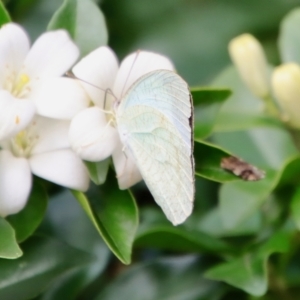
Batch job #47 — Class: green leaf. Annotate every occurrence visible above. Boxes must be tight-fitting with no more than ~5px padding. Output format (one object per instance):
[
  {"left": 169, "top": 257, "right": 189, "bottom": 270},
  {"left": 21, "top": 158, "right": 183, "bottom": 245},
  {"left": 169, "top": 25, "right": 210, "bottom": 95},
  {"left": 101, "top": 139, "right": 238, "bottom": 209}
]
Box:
[
  {"left": 71, "top": 170, "right": 138, "bottom": 264},
  {"left": 48, "top": 0, "right": 108, "bottom": 56},
  {"left": 194, "top": 140, "right": 241, "bottom": 183},
  {"left": 276, "top": 156, "right": 300, "bottom": 187},
  {"left": 198, "top": 207, "right": 262, "bottom": 238},
  {"left": 220, "top": 171, "right": 278, "bottom": 230},
  {"left": 7, "top": 180, "right": 47, "bottom": 243},
  {"left": 97, "top": 256, "right": 223, "bottom": 300},
  {"left": 213, "top": 66, "right": 278, "bottom": 132},
  {"left": 205, "top": 231, "right": 290, "bottom": 296},
  {"left": 192, "top": 87, "right": 231, "bottom": 139},
  {"left": 0, "top": 218, "right": 22, "bottom": 259},
  {"left": 135, "top": 227, "right": 234, "bottom": 255},
  {"left": 0, "top": 235, "right": 93, "bottom": 300},
  {"left": 135, "top": 207, "right": 234, "bottom": 254},
  {"left": 213, "top": 127, "right": 298, "bottom": 169},
  {"left": 39, "top": 190, "right": 110, "bottom": 300},
  {"left": 84, "top": 158, "right": 110, "bottom": 185},
  {"left": 0, "top": 2, "right": 10, "bottom": 25},
  {"left": 279, "top": 8, "right": 300, "bottom": 64},
  {"left": 213, "top": 126, "right": 298, "bottom": 230}
]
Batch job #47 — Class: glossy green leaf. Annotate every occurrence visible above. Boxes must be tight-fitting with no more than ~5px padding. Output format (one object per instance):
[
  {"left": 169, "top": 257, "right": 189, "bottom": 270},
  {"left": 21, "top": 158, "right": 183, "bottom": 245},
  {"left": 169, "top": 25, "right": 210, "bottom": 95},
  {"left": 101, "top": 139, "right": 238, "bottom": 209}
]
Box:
[
  {"left": 213, "top": 66, "right": 279, "bottom": 132},
  {"left": 0, "top": 2, "right": 10, "bottom": 25},
  {"left": 194, "top": 140, "right": 240, "bottom": 183},
  {"left": 276, "top": 156, "right": 300, "bottom": 187},
  {"left": 192, "top": 87, "right": 231, "bottom": 139},
  {"left": 205, "top": 231, "right": 290, "bottom": 296},
  {"left": 48, "top": 0, "right": 108, "bottom": 56},
  {"left": 0, "top": 235, "right": 93, "bottom": 300},
  {"left": 40, "top": 190, "right": 110, "bottom": 300},
  {"left": 72, "top": 170, "right": 138, "bottom": 264},
  {"left": 0, "top": 218, "right": 22, "bottom": 259},
  {"left": 213, "top": 126, "right": 298, "bottom": 230},
  {"left": 97, "top": 255, "right": 223, "bottom": 300},
  {"left": 135, "top": 207, "right": 235, "bottom": 254},
  {"left": 84, "top": 158, "right": 110, "bottom": 185},
  {"left": 7, "top": 180, "right": 47, "bottom": 243},
  {"left": 279, "top": 8, "right": 300, "bottom": 64},
  {"left": 135, "top": 228, "right": 234, "bottom": 254}
]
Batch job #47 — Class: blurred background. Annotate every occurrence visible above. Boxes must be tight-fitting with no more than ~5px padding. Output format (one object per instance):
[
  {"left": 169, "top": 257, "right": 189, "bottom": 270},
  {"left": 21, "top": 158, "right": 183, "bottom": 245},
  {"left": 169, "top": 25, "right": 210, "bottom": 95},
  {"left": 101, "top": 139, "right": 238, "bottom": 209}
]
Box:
[
  {"left": 6, "top": 0, "right": 300, "bottom": 85},
  {"left": 3, "top": 1, "right": 300, "bottom": 299}
]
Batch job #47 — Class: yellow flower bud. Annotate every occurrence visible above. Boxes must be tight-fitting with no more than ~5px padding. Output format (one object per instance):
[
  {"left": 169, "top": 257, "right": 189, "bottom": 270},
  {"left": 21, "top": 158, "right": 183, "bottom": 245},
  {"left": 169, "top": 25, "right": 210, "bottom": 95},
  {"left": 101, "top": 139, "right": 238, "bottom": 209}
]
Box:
[
  {"left": 272, "top": 63, "right": 300, "bottom": 129},
  {"left": 229, "top": 34, "right": 270, "bottom": 99}
]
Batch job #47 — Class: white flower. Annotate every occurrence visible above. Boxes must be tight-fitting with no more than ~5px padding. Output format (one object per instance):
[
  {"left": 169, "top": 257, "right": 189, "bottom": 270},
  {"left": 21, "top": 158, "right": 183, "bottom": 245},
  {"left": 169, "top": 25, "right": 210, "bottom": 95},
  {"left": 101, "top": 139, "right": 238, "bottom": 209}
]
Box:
[
  {"left": 272, "top": 63, "right": 300, "bottom": 128},
  {"left": 228, "top": 33, "right": 270, "bottom": 99},
  {"left": 0, "top": 116, "right": 89, "bottom": 217},
  {"left": 69, "top": 46, "right": 174, "bottom": 189},
  {"left": 0, "top": 23, "right": 89, "bottom": 140}
]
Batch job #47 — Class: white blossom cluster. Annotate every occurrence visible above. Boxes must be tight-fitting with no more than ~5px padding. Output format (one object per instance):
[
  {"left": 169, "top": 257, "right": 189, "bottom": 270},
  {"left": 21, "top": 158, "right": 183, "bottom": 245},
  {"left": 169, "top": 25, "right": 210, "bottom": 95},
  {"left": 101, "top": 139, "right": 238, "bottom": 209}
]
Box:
[{"left": 0, "top": 23, "right": 174, "bottom": 217}]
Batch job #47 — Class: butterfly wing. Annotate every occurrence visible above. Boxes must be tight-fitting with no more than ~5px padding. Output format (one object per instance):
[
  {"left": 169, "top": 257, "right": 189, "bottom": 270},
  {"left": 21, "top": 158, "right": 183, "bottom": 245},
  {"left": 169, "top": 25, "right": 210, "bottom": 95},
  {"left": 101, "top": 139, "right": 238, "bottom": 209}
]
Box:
[
  {"left": 118, "top": 70, "right": 192, "bottom": 147},
  {"left": 116, "top": 70, "right": 194, "bottom": 225}
]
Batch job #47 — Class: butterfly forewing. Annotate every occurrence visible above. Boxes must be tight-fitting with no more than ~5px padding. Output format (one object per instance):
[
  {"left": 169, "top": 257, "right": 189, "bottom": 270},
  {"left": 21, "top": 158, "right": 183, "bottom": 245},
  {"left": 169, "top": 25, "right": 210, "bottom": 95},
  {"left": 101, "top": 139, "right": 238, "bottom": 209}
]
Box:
[
  {"left": 116, "top": 70, "right": 194, "bottom": 225},
  {"left": 118, "top": 70, "right": 192, "bottom": 147}
]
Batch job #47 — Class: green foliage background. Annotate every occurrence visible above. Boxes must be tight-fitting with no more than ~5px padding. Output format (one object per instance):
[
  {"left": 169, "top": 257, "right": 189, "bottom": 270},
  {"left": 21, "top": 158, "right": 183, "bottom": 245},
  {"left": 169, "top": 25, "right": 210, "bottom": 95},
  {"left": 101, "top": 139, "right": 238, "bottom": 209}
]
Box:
[{"left": 0, "top": 0, "right": 300, "bottom": 299}]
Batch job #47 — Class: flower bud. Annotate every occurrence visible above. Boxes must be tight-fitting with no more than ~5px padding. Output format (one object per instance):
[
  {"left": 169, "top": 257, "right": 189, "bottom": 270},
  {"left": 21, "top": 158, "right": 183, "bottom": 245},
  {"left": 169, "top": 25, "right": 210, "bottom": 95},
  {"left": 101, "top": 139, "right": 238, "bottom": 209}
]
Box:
[
  {"left": 272, "top": 63, "right": 300, "bottom": 128},
  {"left": 228, "top": 34, "right": 270, "bottom": 98}
]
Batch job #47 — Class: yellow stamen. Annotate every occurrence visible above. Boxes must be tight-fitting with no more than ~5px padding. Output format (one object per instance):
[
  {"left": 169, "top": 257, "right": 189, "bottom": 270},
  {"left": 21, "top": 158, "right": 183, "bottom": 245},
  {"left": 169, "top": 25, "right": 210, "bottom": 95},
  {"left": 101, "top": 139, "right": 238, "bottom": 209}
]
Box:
[
  {"left": 12, "top": 73, "right": 30, "bottom": 97},
  {"left": 11, "top": 131, "right": 28, "bottom": 157},
  {"left": 15, "top": 131, "right": 27, "bottom": 149}
]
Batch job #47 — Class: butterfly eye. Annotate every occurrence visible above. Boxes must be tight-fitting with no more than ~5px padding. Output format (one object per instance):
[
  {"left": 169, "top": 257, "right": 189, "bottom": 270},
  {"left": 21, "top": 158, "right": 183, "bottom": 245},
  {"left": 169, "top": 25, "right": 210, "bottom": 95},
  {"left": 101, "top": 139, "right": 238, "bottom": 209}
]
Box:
[{"left": 113, "top": 99, "right": 121, "bottom": 111}]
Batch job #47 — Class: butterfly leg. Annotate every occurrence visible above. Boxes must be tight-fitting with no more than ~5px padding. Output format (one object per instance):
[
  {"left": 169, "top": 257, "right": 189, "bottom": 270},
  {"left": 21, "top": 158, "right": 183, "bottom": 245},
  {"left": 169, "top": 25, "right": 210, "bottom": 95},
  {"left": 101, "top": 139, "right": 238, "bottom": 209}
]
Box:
[{"left": 116, "top": 145, "right": 128, "bottom": 178}]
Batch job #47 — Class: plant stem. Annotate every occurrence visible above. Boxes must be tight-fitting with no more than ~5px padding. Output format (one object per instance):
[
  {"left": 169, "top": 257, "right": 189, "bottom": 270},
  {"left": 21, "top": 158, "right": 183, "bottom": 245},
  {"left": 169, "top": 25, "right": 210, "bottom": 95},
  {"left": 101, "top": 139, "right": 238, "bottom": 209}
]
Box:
[{"left": 263, "top": 95, "right": 281, "bottom": 118}]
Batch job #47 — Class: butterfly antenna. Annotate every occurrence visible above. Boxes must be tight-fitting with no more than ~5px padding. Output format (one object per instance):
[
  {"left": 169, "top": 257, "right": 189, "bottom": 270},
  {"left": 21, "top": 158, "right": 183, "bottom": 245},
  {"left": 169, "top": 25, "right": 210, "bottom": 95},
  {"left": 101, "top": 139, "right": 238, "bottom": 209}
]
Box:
[
  {"left": 120, "top": 50, "right": 141, "bottom": 98},
  {"left": 65, "top": 71, "right": 117, "bottom": 102},
  {"left": 103, "top": 88, "right": 114, "bottom": 110}
]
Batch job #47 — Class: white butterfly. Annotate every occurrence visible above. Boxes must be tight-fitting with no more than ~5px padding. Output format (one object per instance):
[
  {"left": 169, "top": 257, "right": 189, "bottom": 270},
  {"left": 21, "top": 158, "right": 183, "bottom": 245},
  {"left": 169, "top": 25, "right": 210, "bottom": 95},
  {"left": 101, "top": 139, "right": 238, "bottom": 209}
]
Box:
[{"left": 115, "top": 69, "right": 194, "bottom": 225}]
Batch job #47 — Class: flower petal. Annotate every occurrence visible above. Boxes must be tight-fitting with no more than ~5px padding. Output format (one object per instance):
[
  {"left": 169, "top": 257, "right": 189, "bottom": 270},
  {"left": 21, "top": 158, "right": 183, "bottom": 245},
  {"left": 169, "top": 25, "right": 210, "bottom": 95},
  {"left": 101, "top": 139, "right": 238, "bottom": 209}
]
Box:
[
  {"left": 114, "top": 51, "right": 174, "bottom": 99},
  {"left": 72, "top": 46, "right": 118, "bottom": 109},
  {"left": 229, "top": 34, "right": 270, "bottom": 99},
  {"left": 272, "top": 63, "right": 300, "bottom": 128},
  {"left": 29, "top": 149, "right": 89, "bottom": 191},
  {"left": 0, "top": 150, "right": 32, "bottom": 217},
  {"left": 69, "top": 107, "right": 119, "bottom": 161},
  {"left": 0, "top": 23, "right": 30, "bottom": 88},
  {"left": 29, "top": 116, "right": 71, "bottom": 155},
  {"left": 29, "top": 77, "right": 90, "bottom": 119},
  {"left": 23, "top": 30, "right": 79, "bottom": 78},
  {"left": 112, "top": 140, "right": 142, "bottom": 189},
  {"left": 0, "top": 90, "right": 35, "bottom": 140}
]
